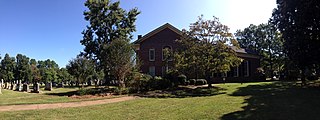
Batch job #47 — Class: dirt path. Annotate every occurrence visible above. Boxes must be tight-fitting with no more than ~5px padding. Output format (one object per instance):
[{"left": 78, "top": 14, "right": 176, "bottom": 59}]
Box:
[{"left": 0, "top": 96, "right": 138, "bottom": 112}]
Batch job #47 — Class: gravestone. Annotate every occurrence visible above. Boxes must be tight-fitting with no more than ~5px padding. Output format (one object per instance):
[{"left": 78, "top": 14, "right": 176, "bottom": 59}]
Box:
[
  {"left": 22, "top": 83, "right": 29, "bottom": 92},
  {"left": 18, "top": 80, "right": 23, "bottom": 91},
  {"left": 32, "top": 83, "right": 40, "bottom": 93},
  {"left": 1, "top": 79, "right": 3, "bottom": 88},
  {"left": 11, "top": 82, "right": 16, "bottom": 90},
  {"left": 6, "top": 82, "right": 10, "bottom": 89},
  {"left": 52, "top": 82, "right": 57, "bottom": 87},
  {"left": 44, "top": 82, "right": 52, "bottom": 91},
  {"left": 57, "top": 82, "right": 64, "bottom": 88}
]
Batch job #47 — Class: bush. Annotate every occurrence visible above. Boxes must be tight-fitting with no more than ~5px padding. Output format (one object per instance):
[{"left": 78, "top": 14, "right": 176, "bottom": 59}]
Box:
[
  {"left": 150, "top": 76, "right": 172, "bottom": 90},
  {"left": 177, "top": 74, "right": 187, "bottom": 85},
  {"left": 189, "top": 79, "right": 196, "bottom": 85},
  {"left": 195, "top": 79, "right": 207, "bottom": 85},
  {"left": 114, "top": 87, "right": 129, "bottom": 95}
]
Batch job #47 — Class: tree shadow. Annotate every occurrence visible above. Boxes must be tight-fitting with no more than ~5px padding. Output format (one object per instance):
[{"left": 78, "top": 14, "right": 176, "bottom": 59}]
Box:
[
  {"left": 45, "top": 88, "right": 114, "bottom": 97},
  {"left": 221, "top": 81, "right": 320, "bottom": 120},
  {"left": 135, "top": 86, "right": 226, "bottom": 98}
]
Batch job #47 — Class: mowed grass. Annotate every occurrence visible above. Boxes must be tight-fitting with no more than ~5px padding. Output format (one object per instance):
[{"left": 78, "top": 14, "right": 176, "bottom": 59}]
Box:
[
  {"left": 0, "top": 87, "right": 107, "bottom": 106},
  {"left": 2, "top": 81, "right": 320, "bottom": 120}
]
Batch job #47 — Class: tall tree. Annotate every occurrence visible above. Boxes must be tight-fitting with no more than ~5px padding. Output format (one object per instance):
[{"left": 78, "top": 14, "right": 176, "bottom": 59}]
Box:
[
  {"left": 66, "top": 56, "right": 95, "bottom": 88},
  {"left": 80, "top": 0, "right": 140, "bottom": 88},
  {"left": 174, "top": 15, "right": 242, "bottom": 87},
  {"left": 273, "top": 0, "right": 320, "bottom": 81},
  {"left": 37, "top": 59, "right": 59, "bottom": 83},
  {"left": 235, "top": 23, "right": 285, "bottom": 77},
  {"left": 15, "top": 54, "right": 31, "bottom": 83},
  {"left": 104, "top": 39, "right": 135, "bottom": 88},
  {"left": 0, "top": 54, "right": 16, "bottom": 82},
  {"left": 30, "top": 59, "right": 41, "bottom": 83}
]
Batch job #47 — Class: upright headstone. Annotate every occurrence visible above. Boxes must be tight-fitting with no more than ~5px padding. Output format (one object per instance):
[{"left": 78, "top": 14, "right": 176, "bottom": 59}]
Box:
[
  {"left": 22, "top": 83, "right": 29, "bottom": 92},
  {"left": 45, "top": 82, "right": 52, "bottom": 91},
  {"left": 1, "top": 79, "right": 3, "bottom": 88},
  {"left": 0, "top": 82, "right": 2, "bottom": 94},
  {"left": 11, "top": 81, "right": 16, "bottom": 90},
  {"left": 33, "top": 83, "right": 40, "bottom": 93},
  {"left": 18, "top": 80, "right": 23, "bottom": 91}
]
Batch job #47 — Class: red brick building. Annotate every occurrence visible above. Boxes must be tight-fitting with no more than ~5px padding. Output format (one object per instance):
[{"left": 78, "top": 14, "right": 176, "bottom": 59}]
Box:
[{"left": 133, "top": 23, "right": 261, "bottom": 82}]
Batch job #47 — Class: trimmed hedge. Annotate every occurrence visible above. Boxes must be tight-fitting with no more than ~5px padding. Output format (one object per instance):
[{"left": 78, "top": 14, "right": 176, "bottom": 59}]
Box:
[
  {"left": 178, "top": 74, "right": 187, "bottom": 85},
  {"left": 195, "top": 79, "right": 207, "bottom": 85}
]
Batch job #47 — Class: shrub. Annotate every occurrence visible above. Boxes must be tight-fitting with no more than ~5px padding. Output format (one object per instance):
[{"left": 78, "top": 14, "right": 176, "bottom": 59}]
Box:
[
  {"left": 189, "top": 79, "right": 196, "bottom": 85},
  {"left": 150, "top": 76, "right": 172, "bottom": 90},
  {"left": 114, "top": 87, "right": 129, "bottom": 95},
  {"left": 177, "top": 74, "right": 187, "bottom": 85},
  {"left": 195, "top": 79, "right": 207, "bottom": 85},
  {"left": 78, "top": 88, "right": 97, "bottom": 96}
]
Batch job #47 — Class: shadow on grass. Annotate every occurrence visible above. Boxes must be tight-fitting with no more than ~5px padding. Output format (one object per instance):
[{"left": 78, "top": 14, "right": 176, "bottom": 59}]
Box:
[
  {"left": 45, "top": 88, "right": 114, "bottom": 97},
  {"left": 221, "top": 81, "right": 320, "bottom": 120},
  {"left": 136, "top": 86, "right": 226, "bottom": 98}
]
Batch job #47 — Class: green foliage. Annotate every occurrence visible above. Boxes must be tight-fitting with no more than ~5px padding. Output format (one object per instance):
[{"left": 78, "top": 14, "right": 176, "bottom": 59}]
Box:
[
  {"left": 235, "top": 23, "right": 285, "bottom": 77},
  {"left": 177, "top": 74, "right": 187, "bottom": 85},
  {"left": 15, "top": 54, "right": 31, "bottom": 82},
  {"left": 127, "top": 74, "right": 173, "bottom": 93},
  {"left": 174, "top": 15, "right": 242, "bottom": 87},
  {"left": 195, "top": 79, "right": 207, "bottom": 85},
  {"left": 80, "top": 0, "right": 140, "bottom": 88},
  {"left": 273, "top": 0, "right": 320, "bottom": 80},
  {"left": 0, "top": 54, "right": 16, "bottom": 82},
  {"left": 188, "top": 79, "right": 196, "bottom": 85},
  {"left": 66, "top": 56, "right": 95, "bottom": 87},
  {"left": 104, "top": 39, "right": 135, "bottom": 88}
]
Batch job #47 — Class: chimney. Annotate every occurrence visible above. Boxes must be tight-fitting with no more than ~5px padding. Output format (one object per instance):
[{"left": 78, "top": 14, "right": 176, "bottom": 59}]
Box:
[{"left": 138, "top": 35, "right": 142, "bottom": 39}]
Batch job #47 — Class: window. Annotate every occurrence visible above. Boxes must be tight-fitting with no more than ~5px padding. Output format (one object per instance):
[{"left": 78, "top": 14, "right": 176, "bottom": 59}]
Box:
[
  {"left": 149, "top": 49, "right": 155, "bottom": 61},
  {"left": 221, "top": 72, "right": 227, "bottom": 77},
  {"left": 233, "top": 67, "right": 239, "bottom": 77},
  {"left": 162, "top": 46, "right": 172, "bottom": 61},
  {"left": 149, "top": 66, "right": 155, "bottom": 77},
  {"left": 244, "top": 60, "right": 250, "bottom": 77}
]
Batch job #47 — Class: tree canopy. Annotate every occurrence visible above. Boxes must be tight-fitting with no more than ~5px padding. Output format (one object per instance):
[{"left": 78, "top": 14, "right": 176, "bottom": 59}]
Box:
[
  {"left": 174, "top": 15, "right": 242, "bottom": 87},
  {"left": 80, "top": 0, "right": 140, "bottom": 88},
  {"left": 273, "top": 0, "right": 320, "bottom": 80}
]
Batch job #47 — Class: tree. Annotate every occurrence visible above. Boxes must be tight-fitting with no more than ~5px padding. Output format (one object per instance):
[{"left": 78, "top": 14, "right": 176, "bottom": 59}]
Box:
[
  {"left": 15, "top": 54, "right": 31, "bottom": 83},
  {"left": 66, "top": 56, "right": 95, "bottom": 88},
  {"left": 80, "top": 0, "right": 140, "bottom": 88},
  {"left": 0, "top": 54, "right": 16, "bottom": 82},
  {"left": 104, "top": 39, "right": 135, "bottom": 88},
  {"left": 30, "top": 59, "right": 41, "bottom": 83},
  {"left": 235, "top": 23, "right": 285, "bottom": 78},
  {"left": 57, "top": 68, "right": 71, "bottom": 83},
  {"left": 272, "top": 0, "right": 320, "bottom": 81},
  {"left": 37, "top": 59, "right": 59, "bottom": 83},
  {"left": 174, "top": 15, "right": 242, "bottom": 87}
]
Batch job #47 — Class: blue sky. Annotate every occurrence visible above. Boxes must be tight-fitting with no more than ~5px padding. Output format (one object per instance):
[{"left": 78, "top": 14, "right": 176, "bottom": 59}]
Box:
[{"left": 0, "top": 0, "right": 276, "bottom": 67}]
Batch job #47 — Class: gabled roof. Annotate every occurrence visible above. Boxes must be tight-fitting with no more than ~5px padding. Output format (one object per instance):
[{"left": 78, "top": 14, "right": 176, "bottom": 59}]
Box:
[{"left": 133, "top": 23, "right": 182, "bottom": 44}]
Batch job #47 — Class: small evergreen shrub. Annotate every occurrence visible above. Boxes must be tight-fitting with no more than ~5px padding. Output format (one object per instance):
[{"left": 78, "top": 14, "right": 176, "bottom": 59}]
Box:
[
  {"left": 189, "top": 79, "right": 196, "bottom": 85},
  {"left": 177, "top": 74, "right": 187, "bottom": 85},
  {"left": 195, "top": 79, "right": 207, "bottom": 85}
]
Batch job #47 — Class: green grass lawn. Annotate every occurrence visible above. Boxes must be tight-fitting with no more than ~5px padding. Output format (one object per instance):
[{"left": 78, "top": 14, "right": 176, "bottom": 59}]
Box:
[
  {"left": 0, "top": 87, "right": 110, "bottom": 106},
  {"left": 1, "top": 81, "right": 320, "bottom": 120}
]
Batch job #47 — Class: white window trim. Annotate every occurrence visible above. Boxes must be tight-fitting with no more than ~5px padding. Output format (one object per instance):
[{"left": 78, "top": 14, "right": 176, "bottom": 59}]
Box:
[
  {"left": 233, "top": 67, "right": 239, "bottom": 77},
  {"left": 162, "top": 46, "right": 173, "bottom": 61},
  {"left": 149, "top": 49, "right": 155, "bottom": 61},
  {"left": 244, "top": 61, "right": 250, "bottom": 77}
]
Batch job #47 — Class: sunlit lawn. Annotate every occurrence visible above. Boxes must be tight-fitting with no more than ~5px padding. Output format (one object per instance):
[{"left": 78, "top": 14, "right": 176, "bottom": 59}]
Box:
[
  {"left": 1, "top": 81, "right": 320, "bottom": 120},
  {"left": 0, "top": 87, "right": 108, "bottom": 106}
]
